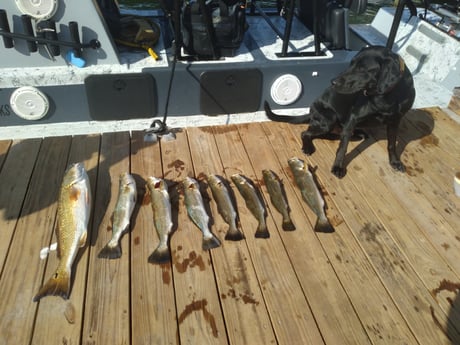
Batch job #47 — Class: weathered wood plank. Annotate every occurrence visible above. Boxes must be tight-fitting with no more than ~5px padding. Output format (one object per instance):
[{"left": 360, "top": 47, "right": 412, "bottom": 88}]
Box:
[
  {"left": 260, "top": 121, "right": 419, "bottom": 345},
  {"left": 288, "top": 123, "right": 458, "bottom": 344},
  {"left": 82, "top": 132, "right": 132, "bottom": 344},
  {"left": 161, "top": 129, "right": 228, "bottom": 344},
  {"left": 0, "top": 139, "right": 42, "bottom": 272},
  {"left": 212, "top": 124, "right": 325, "bottom": 345},
  {"left": 0, "top": 139, "right": 11, "bottom": 169},
  {"left": 130, "top": 131, "right": 178, "bottom": 345},
  {"left": 32, "top": 134, "right": 101, "bottom": 344},
  {"left": 0, "top": 136, "right": 71, "bottom": 345},
  {"left": 186, "top": 126, "right": 277, "bottom": 345}
]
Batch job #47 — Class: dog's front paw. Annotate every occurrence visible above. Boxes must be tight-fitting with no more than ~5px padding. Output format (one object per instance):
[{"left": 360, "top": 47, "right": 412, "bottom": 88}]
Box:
[
  {"left": 331, "top": 165, "right": 346, "bottom": 178},
  {"left": 302, "top": 145, "right": 315, "bottom": 155},
  {"left": 390, "top": 160, "right": 406, "bottom": 173}
]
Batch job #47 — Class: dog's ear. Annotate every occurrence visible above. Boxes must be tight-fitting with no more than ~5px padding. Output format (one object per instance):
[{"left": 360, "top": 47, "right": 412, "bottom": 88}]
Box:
[{"left": 377, "top": 54, "right": 402, "bottom": 94}]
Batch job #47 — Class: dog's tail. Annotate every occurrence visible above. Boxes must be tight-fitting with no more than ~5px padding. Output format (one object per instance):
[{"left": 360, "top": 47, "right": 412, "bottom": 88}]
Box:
[{"left": 264, "top": 101, "right": 311, "bottom": 124}]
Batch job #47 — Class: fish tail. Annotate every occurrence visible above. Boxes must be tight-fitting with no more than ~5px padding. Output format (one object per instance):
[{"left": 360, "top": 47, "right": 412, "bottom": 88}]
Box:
[
  {"left": 255, "top": 222, "right": 270, "bottom": 238},
  {"left": 282, "top": 217, "right": 296, "bottom": 231},
  {"left": 225, "top": 225, "right": 245, "bottom": 241},
  {"left": 314, "top": 217, "right": 334, "bottom": 233},
  {"left": 33, "top": 269, "right": 70, "bottom": 302},
  {"left": 98, "top": 242, "right": 122, "bottom": 259},
  {"left": 148, "top": 245, "right": 171, "bottom": 264},
  {"left": 202, "top": 234, "right": 221, "bottom": 251}
]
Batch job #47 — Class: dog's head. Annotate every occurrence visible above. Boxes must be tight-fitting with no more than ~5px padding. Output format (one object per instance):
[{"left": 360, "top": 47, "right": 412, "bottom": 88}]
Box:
[{"left": 332, "top": 46, "right": 404, "bottom": 96}]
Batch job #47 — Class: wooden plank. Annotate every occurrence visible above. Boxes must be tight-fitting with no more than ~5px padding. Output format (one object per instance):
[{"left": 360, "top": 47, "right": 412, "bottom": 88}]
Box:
[
  {"left": 0, "top": 139, "right": 42, "bottom": 272},
  {"left": 130, "top": 131, "right": 178, "bottom": 345},
  {"left": 161, "top": 129, "right": 228, "bottom": 344},
  {"left": 32, "top": 134, "right": 101, "bottom": 344},
  {"left": 82, "top": 132, "right": 132, "bottom": 344},
  {"left": 365, "top": 109, "right": 460, "bottom": 277},
  {"left": 212, "top": 124, "right": 325, "bottom": 345},
  {"left": 186, "top": 126, "right": 277, "bottom": 345},
  {"left": 0, "top": 136, "right": 71, "bottom": 345},
  {"left": 0, "top": 139, "right": 11, "bottom": 169},
  {"left": 260, "top": 121, "right": 419, "bottom": 345},
  {"left": 287, "top": 123, "right": 459, "bottom": 344}
]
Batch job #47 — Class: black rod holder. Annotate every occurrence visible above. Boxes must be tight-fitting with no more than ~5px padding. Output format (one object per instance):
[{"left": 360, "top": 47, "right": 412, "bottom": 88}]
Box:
[
  {"left": 41, "top": 20, "right": 60, "bottom": 56},
  {"left": 21, "top": 15, "right": 37, "bottom": 52},
  {"left": 0, "top": 9, "right": 14, "bottom": 48},
  {"left": 68, "top": 21, "right": 82, "bottom": 57},
  {"left": 0, "top": 10, "right": 101, "bottom": 54}
]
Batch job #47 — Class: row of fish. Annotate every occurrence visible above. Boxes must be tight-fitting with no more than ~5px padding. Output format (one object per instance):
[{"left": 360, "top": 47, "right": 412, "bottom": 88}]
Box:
[{"left": 33, "top": 157, "right": 333, "bottom": 301}]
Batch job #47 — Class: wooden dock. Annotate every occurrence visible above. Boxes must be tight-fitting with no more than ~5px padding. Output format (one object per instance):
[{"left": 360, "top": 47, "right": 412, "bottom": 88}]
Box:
[{"left": 0, "top": 107, "right": 459, "bottom": 345}]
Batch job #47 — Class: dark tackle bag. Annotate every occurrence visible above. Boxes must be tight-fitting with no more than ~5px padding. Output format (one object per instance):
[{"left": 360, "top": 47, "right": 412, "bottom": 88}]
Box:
[{"left": 181, "top": 0, "right": 248, "bottom": 58}]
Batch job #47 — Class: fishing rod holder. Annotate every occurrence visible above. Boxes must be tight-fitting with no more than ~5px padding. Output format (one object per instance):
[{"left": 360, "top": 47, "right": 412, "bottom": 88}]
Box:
[{"left": 0, "top": 9, "right": 101, "bottom": 64}]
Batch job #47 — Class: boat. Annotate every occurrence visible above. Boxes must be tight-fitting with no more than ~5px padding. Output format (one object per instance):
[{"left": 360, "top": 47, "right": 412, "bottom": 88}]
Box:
[{"left": 0, "top": 0, "right": 458, "bottom": 139}]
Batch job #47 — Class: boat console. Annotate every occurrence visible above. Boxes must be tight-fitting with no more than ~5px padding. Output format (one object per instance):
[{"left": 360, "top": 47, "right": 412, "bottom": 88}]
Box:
[{"left": 0, "top": 0, "right": 457, "bottom": 138}]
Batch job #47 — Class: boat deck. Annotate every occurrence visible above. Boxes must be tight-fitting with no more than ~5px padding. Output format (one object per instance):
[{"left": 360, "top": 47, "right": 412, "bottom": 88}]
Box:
[{"left": 0, "top": 107, "right": 459, "bottom": 345}]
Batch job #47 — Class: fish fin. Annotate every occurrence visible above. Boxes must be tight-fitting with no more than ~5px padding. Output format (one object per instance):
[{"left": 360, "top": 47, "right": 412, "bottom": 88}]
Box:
[
  {"left": 255, "top": 224, "right": 270, "bottom": 238},
  {"left": 78, "top": 231, "right": 87, "bottom": 248},
  {"left": 202, "top": 234, "right": 221, "bottom": 250},
  {"left": 224, "top": 227, "right": 245, "bottom": 241},
  {"left": 314, "top": 218, "right": 334, "bottom": 233},
  {"left": 282, "top": 219, "right": 296, "bottom": 231},
  {"left": 33, "top": 269, "right": 70, "bottom": 302},
  {"left": 148, "top": 246, "right": 171, "bottom": 264},
  {"left": 98, "top": 243, "right": 122, "bottom": 259}
]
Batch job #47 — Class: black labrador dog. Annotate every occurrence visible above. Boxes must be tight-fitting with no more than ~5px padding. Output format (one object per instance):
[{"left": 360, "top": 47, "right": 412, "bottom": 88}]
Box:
[{"left": 265, "top": 45, "right": 416, "bottom": 178}]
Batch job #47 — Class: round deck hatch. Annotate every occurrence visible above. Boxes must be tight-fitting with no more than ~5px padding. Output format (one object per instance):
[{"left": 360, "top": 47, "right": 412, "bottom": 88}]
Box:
[
  {"left": 270, "top": 74, "right": 302, "bottom": 105},
  {"left": 15, "top": 0, "right": 58, "bottom": 21},
  {"left": 10, "top": 86, "right": 50, "bottom": 121}
]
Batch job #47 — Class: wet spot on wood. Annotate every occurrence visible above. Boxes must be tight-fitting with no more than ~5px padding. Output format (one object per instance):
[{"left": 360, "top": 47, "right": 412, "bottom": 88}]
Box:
[
  {"left": 429, "top": 305, "right": 444, "bottom": 332},
  {"left": 241, "top": 293, "right": 259, "bottom": 305},
  {"left": 174, "top": 251, "right": 206, "bottom": 273},
  {"left": 161, "top": 264, "right": 171, "bottom": 285},
  {"left": 106, "top": 225, "right": 112, "bottom": 232},
  {"left": 167, "top": 160, "right": 186, "bottom": 176},
  {"left": 441, "top": 243, "right": 450, "bottom": 250},
  {"left": 134, "top": 236, "right": 140, "bottom": 245},
  {"left": 177, "top": 299, "right": 218, "bottom": 338},
  {"left": 431, "top": 279, "right": 460, "bottom": 297}
]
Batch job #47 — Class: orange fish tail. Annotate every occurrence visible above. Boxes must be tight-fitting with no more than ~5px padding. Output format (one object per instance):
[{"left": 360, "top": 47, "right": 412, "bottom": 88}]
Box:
[{"left": 33, "top": 269, "right": 70, "bottom": 302}]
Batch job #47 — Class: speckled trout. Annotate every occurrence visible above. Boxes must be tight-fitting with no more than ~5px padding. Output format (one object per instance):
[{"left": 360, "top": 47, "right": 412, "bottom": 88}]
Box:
[
  {"left": 183, "top": 177, "right": 221, "bottom": 250},
  {"left": 262, "top": 169, "right": 295, "bottom": 231},
  {"left": 98, "top": 172, "right": 137, "bottom": 259},
  {"left": 288, "top": 157, "right": 334, "bottom": 233},
  {"left": 208, "top": 174, "right": 244, "bottom": 241},
  {"left": 231, "top": 173, "right": 269, "bottom": 238},
  {"left": 146, "top": 176, "right": 173, "bottom": 264},
  {"left": 34, "top": 162, "right": 91, "bottom": 301}
]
